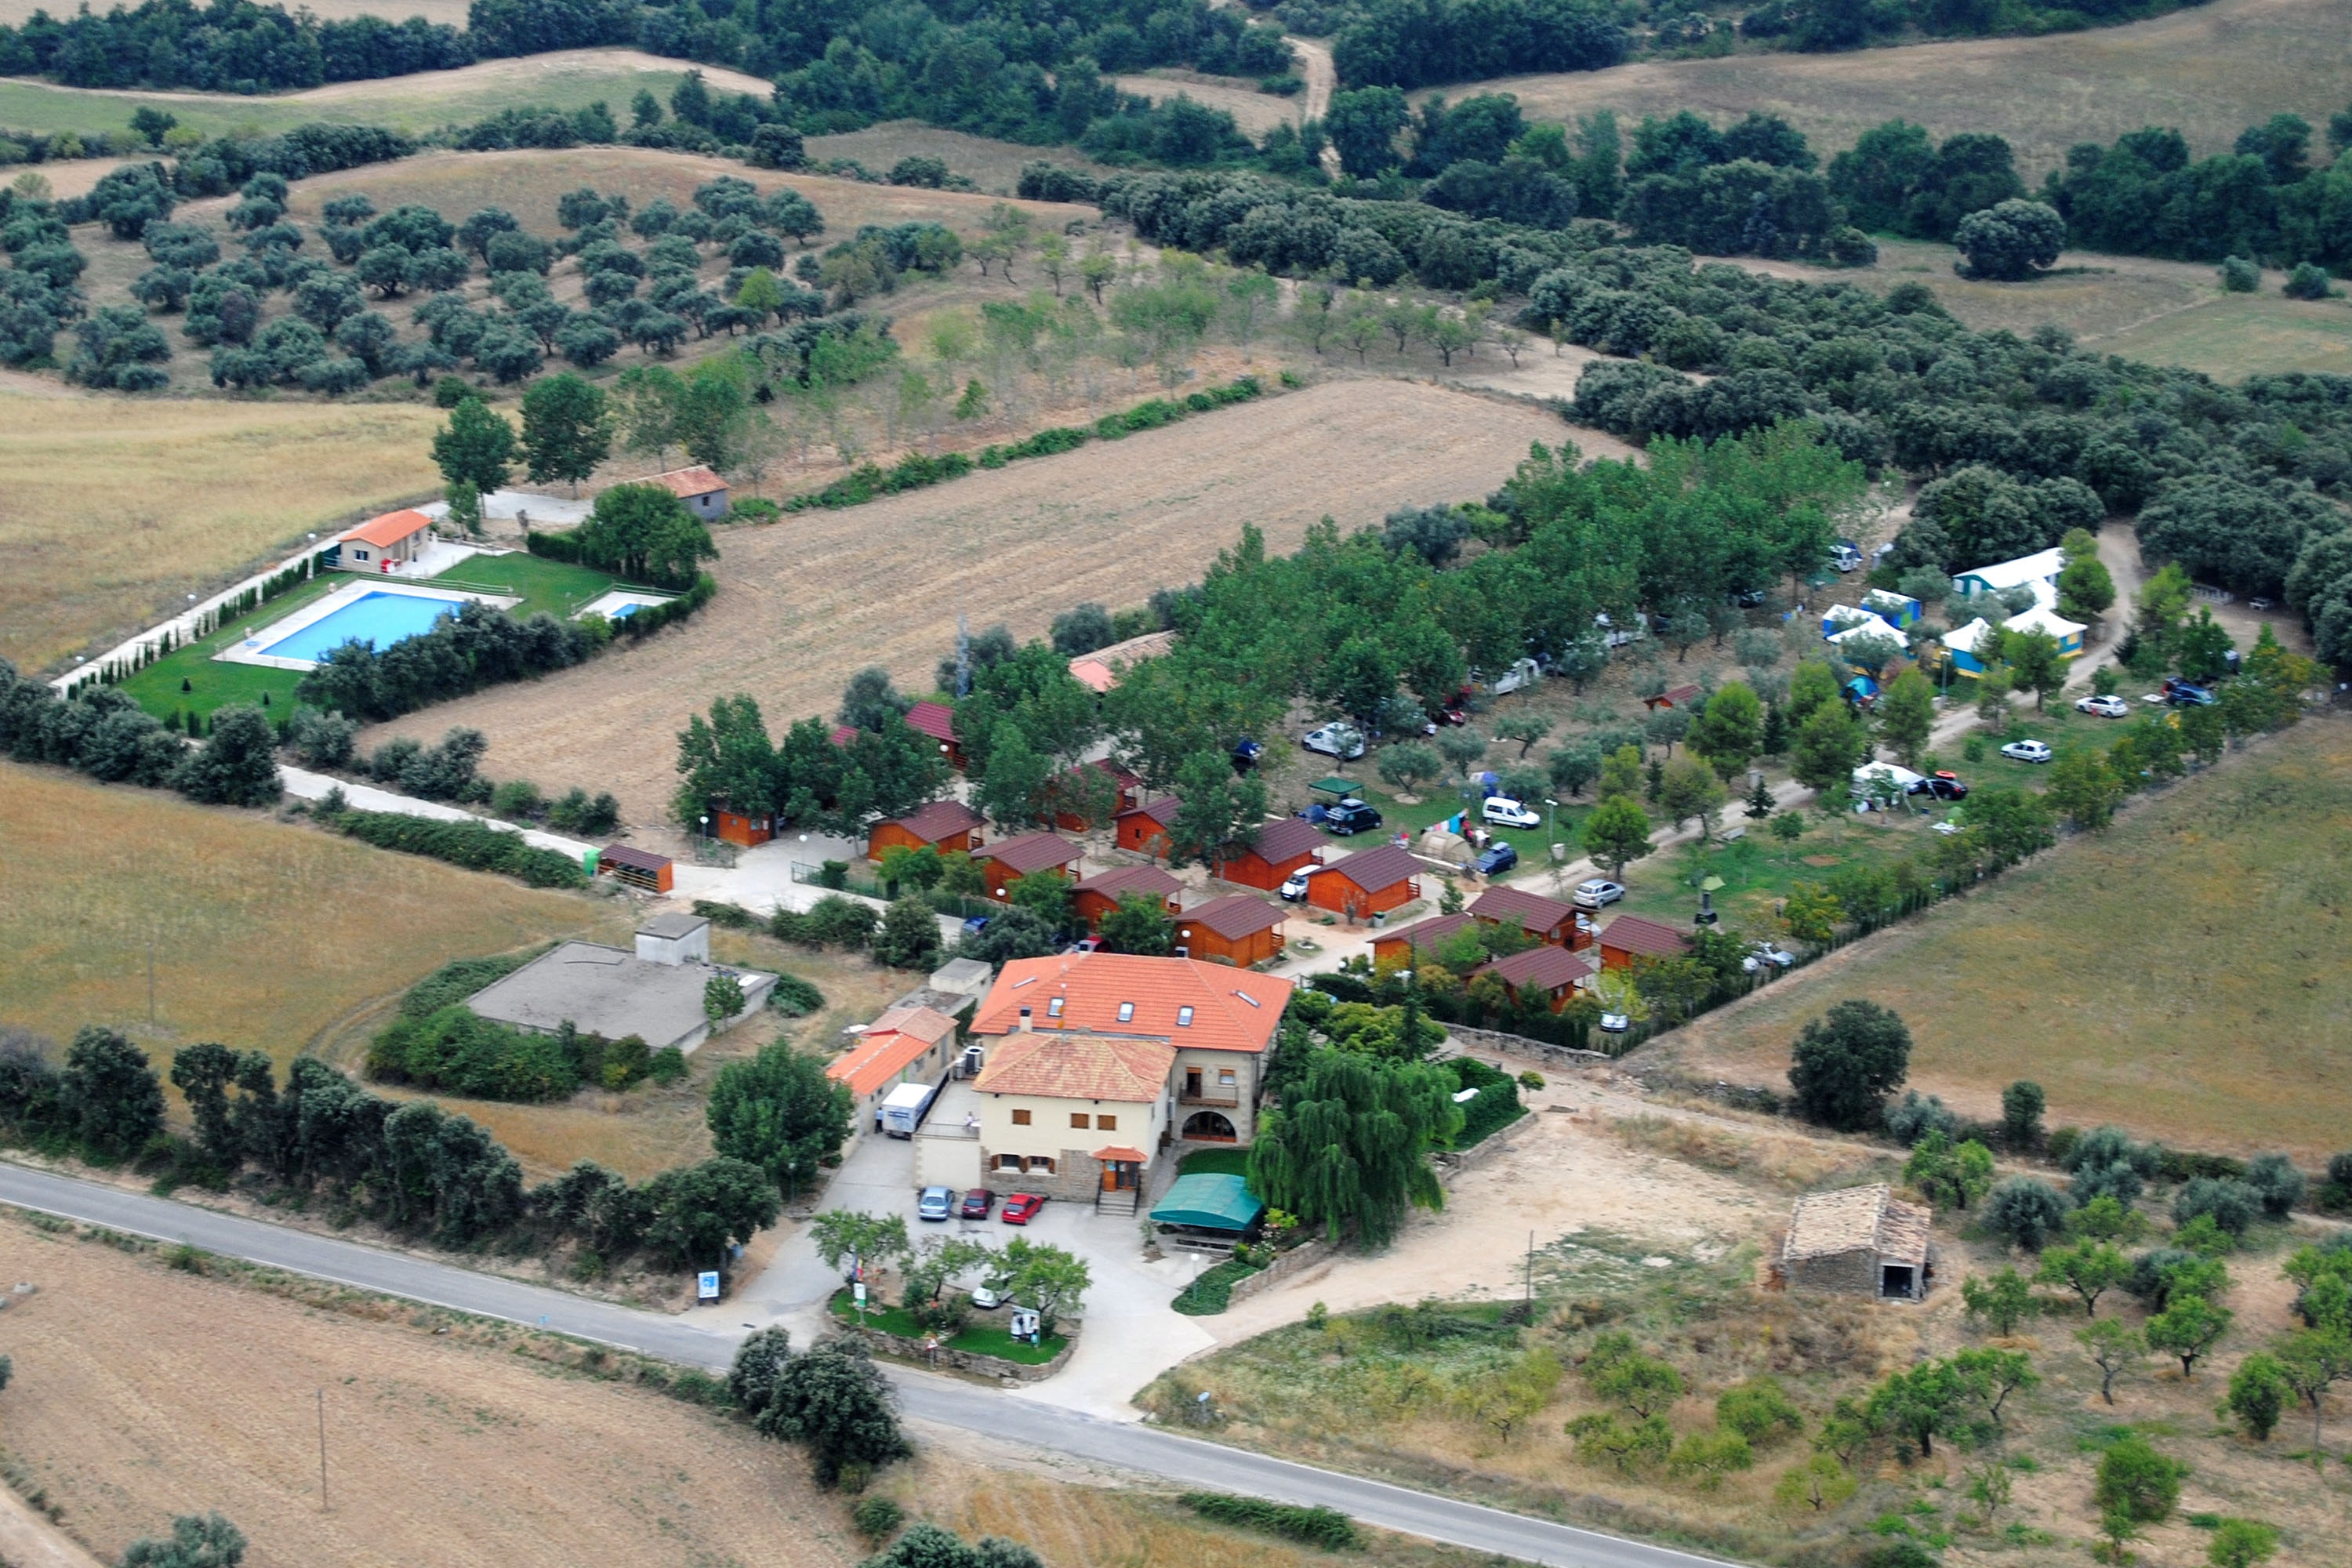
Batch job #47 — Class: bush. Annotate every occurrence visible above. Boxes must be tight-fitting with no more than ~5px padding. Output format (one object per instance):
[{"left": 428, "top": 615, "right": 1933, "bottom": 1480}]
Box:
[
  {"left": 2283, "top": 263, "right": 2336, "bottom": 300},
  {"left": 2241, "top": 1153, "right": 2306, "bottom": 1218},
  {"left": 326, "top": 808, "right": 587, "bottom": 888},
  {"left": 1883, "top": 1089, "right": 1958, "bottom": 1146},
  {"left": 2174, "top": 1177, "right": 2261, "bottom": 1237},
  {"left": 1178, "top": 1493, "right": 1362, "bottom": 1551},
  {"left": 1983, "top": 1176, "right": 2069, "bottom": 1251},
  {"left": 769, "top": 973, "right": 826, "bottom": 1016},
  {"left": 851, "top": 1497, "right": 906, "bottom": 1542},
  {"left": 2219, "top": 256, "right": 2260, "bottom": 292}
]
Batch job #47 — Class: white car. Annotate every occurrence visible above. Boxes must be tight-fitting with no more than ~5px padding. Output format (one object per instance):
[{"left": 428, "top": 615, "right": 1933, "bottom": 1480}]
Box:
[
  {"left": 2075, "top": 694, "right": 2130, "bottom": 719},
  {"left": 1279, "top": 869, "right": 1311, "bottom": 902},
  {"left": 2000, "top": 739, "right": 2054, "bottom": 764},
  {"left": 1572, "top": 878, "right": 1625, "bottom": 909},
  {"left": 1743, "top": 942, "right": 1795, "bottom": 972},
  {"left": 1599, "top": 1011, "right": 1632, "bottom": 1033},
  {"left": 1301, "top": 724, "right": 1366, "bottom": 760},
  {"left": 969, "top": 1283, "right": 1004, "bottom": 1310},
  {"left": 1481, "top": 796, "right": 1542, "bottom": 829}
]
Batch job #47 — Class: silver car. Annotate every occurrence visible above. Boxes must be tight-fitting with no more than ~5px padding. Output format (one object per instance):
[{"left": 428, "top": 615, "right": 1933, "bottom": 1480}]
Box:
[
  {"left": 1302, "top": 724, "right": 1366, "bottom": 760},
  {"left": 916, "top": 1185, "right": 955, "bottom": 1221},
  {"left": 1573, "top": 878, "right": 1625, "bottom": 909}
]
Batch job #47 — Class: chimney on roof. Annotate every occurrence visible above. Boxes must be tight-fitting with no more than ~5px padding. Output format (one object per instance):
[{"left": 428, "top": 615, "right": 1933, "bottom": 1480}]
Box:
[{"left": 1016, "top": 1006, "right": 1033, "bottom": 1033}]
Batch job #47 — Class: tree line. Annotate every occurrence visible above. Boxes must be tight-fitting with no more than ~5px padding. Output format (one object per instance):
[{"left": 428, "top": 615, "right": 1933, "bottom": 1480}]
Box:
[{"left": 2042, "top": 107, "right": 2352, "bottom": 270}]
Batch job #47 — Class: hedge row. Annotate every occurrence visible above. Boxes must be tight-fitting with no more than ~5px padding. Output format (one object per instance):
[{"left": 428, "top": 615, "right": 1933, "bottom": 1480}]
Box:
[
  {"left": 1171, "top": 1255, "right": 1264, "bottom": 1316},
  {"left": 1177, "top": 1494, "right": 1362, "bottom": 1551},
  {"left": 325, "top": 805, "right": 588, "bottom": 888},
  {"left": 781, "top": 376, "right": 1264, "bottom": 513}
]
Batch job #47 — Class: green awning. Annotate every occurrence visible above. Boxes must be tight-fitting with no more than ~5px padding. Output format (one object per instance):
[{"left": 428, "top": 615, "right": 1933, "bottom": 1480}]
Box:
[
  {"left": 1308, "top": 776, "right": 1357, "bottom": 797},
  {"left": 1150, "top": 1173, "right": 1265, "bottom": 1232}
]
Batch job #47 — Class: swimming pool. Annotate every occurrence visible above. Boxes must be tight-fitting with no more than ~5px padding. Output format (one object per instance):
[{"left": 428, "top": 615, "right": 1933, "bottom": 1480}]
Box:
[{"left": 252, "top": 590, "right": 461, "bottom": 663}]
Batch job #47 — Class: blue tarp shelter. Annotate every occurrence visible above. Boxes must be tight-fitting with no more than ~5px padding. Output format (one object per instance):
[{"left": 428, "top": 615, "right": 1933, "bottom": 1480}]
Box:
[{"left": 1149, "top": 1173, "right": 1266, "bottom": 1232}]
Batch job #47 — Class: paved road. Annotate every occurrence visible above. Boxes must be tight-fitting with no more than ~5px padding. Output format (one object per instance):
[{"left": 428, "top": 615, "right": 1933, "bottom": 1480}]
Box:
[{"left": 0, "top": 1162, "right": 1740, "bottom": 1568}]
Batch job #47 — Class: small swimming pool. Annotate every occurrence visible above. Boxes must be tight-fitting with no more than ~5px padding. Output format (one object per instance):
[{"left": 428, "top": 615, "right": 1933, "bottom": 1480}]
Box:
[{"left": 253, "top": 590, "right": 460, "bottom": 663}]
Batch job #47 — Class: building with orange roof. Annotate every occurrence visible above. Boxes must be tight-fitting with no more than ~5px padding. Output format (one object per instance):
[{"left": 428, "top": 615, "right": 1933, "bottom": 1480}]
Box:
[
  {"left": 972, "top": 1025, "right": 1177, "bottom": 1201},
  {"left": 339, "top": 510, "right": 434, "bottom": 573},
  {"left": 1066, "top": 630, "right": 1176, "bottom": 695},
  {"left": 827, "top": 1004, "right": 962, "bottom": 1142},
  {"left": 969, "top": 953, "right": 1291, "bottom": 1150},
  {"left": 638, "top": 465, "right": 730, "bottom": 521}
]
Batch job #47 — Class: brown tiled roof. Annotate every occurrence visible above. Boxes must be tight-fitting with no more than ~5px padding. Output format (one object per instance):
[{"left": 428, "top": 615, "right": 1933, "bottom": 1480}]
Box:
[
  {"left": 975, "top": 1030, "right": 1176, "bottom": 1103},
  {"left": 1069, "top": 630, "right": 1178, "bottom": 694},
  {"left": 978, "top": 831, "right": 1082, "bottom": 876},
  {"left": 1470, "top": 885, "right": 1577, "bottom": 935},
  {"left": 347, "top": 509, "right": 432, "bottom": 548},
  {"left": 1091, "top": 1143, "right": 1148, "bottom": 1162},
  {"left": 972, "top": 953, "right": 1292, "bottom": 1054},
  {"left": 597, "top": 844, "right": 670, "bottom": 873},
  {"left": 1181, "top": 895, "right": 1286, "bottom": 941},
  {"left": 1310, "top": 844, "right": 1422, "bottom": 894},
  {"left": 1374, "top": 911, "right": 1479, "bottom": 956},
  {"left": 884, "top": 798, "right": 984, "bottom": 844},
  {"left": 1783, "top": 1185, "right": 1930, "bottom": 1268},
  {"left": 827, "top": 1005, "right": 960, "bottom": 1098},
  {"left": 1237, "top": 816, "right": 1325, "bottom": 866},
  {"left": 905, "top": 701, "right": 958, "bottom": 743},
  {"left": 1073, "top": 864, "right": 1182, "bottom": 901},
  {"left": 643, "top": 464, "right": 727, "bottom": 499},
  {"left": 1645, "top": 683, "right": 1703, "bottom": 709},
  {"left": 829, "top": 723, "right": 859, "bottom": 747},
  {"left": 1479, "top": 945, "right": 1596, "bottom": 992},
  {"left": 1600, "top": 913, "right": 1692, "bottom": 959},
  {"left": 1118, "top": 795, "right": 1184, "bottom": 827}
]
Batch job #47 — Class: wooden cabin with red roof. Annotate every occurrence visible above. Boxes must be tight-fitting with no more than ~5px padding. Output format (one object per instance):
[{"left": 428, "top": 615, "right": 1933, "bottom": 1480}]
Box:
[
  {"left": 973, "top": 830, "right": 1082, "bottom": 901},
  {"left": 867, "top": 798, "right": 985, "bottom": 860},
  {"left": 1302, "top": 844, "right": 1422, "bottom": 918},
  {"left": 1051, "top": 759, "right": 1141, "bottom": 833},
  {"left": 1212, "top": 816, "right": 1323, "bottom": 891},
  {"left": 1469, "top": 885, "right": 1591, "bottom": 950},
  {"left": 1369, "top": 911, "right": 1480, "bottom": 967},
  {"left": 1599, "top": 913, "right": 1694, "bottom": 971},
  {"left": 339, "top": 510, "right": 434, "bottom": 573},
  {"left": 1071, "top": 864, "right": 1182, "bottom": 929},
  {"left": 1115, "top": 795, "right": 1183, "bottom": 857},
  {"left": 904, "top": 700, "right": 965, "bottom": 771},
  {"left": 710, "top": 802, "right": 775, "bottom": 848},
  {"left": 1477, "top": 945, "right": 1598, "bottom": 1011},
  {"left": 1175, "top": 895, "right": 1287, "bottom": 967}
]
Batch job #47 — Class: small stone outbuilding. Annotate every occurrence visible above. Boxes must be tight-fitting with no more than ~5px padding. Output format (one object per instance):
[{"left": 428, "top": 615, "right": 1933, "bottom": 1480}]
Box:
[{"left": 1778, "top": 1183, "right": 1934, "bottom": 1301}]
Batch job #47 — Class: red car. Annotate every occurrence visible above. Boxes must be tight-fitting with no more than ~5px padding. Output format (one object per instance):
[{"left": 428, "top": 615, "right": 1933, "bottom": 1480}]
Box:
[
  {"left": 1000, "top": 1192, "right": 1046, "bottom": 1225},
  {"left": 959, "top": 1188, "right": 996, "bottom": 1220}
]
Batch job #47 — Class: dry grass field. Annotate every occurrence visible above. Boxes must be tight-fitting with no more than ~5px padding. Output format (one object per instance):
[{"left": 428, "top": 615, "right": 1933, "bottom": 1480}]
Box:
[
  {"left": 1475, "top": 0, "right": 2350, "bottom": 177},
  {"left": 0, "top": 0, "right": 470, "bottom": 21},
  {"left": 1111, "top": 71, "right": 1304, "bottom": 137},
  {"left": 0, "top": 50, "right": 768, "bottom": 140},
  {"left": 0, "top": 762, "right": 614, "bottom": 1073},
  {"left": 369, "top": 378, "right": 1572, "bottom": 821},
  {"left": 0, "top": 394, "right": 441, "bottom": 673},
  {"left": 1646, "top": 714, "right": 2352, "bottom": 1163},
  {"left": 807, "top": 121, "right": 1114, "bottom": 194}
]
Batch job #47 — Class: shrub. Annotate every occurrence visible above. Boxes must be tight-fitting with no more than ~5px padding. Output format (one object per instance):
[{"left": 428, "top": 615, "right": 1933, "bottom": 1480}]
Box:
[
  {"left": 1983, "top": 1176, "right": 2069, "bottom": 1251},
  {"left": 851, "top": 1497, "right": 906, "bottom": 1542},
  {"left": 1178, "top": 1493, "right": 1361, "bottom": 1551},
  {"left": 328, "top": 809, "right": 586, "bottom": 887},
  {"left": 2241, "top": 1154, "right": 2305, "bottom": 1218},
  {"left": 2283, "top": 263, "right": 2336, "bottom": 300},
  {"left": 1883, "top": 1089, "right": 1958, "bottom": 1146},
  {"left": 2174, "top": 1177, "right": 2261, "bottom": 1237},
  {"left": 769, "top": 974, "right": 826, "bottom": 1016},
  {"left": 2218, "top": 256, "right": 2260, "bottom": 292}
]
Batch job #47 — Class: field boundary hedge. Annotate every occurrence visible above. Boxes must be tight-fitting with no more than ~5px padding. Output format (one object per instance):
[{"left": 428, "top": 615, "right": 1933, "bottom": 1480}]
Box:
[
  {"left": 324, "top": 805, "right": 588, "bottom": 888},
  {"left": 780, "top": 376, "right": 1264, "bottom": 513},
  {"left": 1178, "top": 1493, "right": 1362, "bottom": 1551}
]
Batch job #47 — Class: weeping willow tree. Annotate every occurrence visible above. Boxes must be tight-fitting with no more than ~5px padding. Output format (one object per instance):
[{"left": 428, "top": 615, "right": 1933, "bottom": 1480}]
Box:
[{"left": 1247, "top": 1049, "right": 1463, "bottom": 1248}]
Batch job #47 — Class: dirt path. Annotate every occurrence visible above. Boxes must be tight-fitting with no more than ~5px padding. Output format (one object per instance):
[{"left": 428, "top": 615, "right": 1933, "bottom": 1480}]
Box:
[
  {"left": 372, "top": 379, "right": 1569, "bottom": 823},
  {"left": 0, "top": 1489, "right": 103, "bottom": 1568}
]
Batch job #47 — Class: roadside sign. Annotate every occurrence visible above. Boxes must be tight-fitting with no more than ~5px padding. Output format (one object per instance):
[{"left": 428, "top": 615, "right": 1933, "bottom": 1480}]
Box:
[
  {"left": 697, "top": 1271, "right": 720, "bottom": 1301},
  {"left": 853, "top": 1281, "right": 867, "bottom": 1305}
]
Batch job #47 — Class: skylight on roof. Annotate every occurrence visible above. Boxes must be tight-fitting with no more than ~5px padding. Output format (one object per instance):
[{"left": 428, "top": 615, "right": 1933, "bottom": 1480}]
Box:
[
  {"left": 1011, "top": 975, "right": 1036, "bottom": 988},
  {"left": 1116, "top": 1002, "right": 1135, "bottom": 1022},
  {"left": 1177, "top": 1006, "right": 1194, "bottom": 1026},
  {"left": 1047, "top": 997, "right": 1065, "bottom": 1018},
  {"left": 1232, "top": 990, "right": 1261, "bottom": 1007}
]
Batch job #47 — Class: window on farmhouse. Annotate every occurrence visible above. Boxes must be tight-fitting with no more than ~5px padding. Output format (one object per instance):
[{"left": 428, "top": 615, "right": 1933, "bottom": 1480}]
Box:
[
  {"left": 1097, "top": 1114, "right": 1116, "bottom": 1131},
  {"left": 1011, "top": 1109, "right": 1031, "bottom": 1126},
  {"left": 1070, "top": 1112, "right": 1090, "bottom": 1129}
]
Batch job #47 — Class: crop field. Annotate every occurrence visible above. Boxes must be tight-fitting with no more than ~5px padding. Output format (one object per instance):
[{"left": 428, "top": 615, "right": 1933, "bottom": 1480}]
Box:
[
  {"left": 0, "top": 394, "right": 441, "bottom": 673},
  {"left": 366, "top": 379, "right": 1572, "bottom": 822},
  {"left": 1474, "top": 0, "right": 2350, "bottom": 179},
  {"left": 0, "top": 50, "right": 769, "bottom": 140},
  {"left": 1647, "top": 714, "right": 2352, "bottom": 1163},
  {"left": 0, "top": 761, "right": 614, "bottom": 1075}
]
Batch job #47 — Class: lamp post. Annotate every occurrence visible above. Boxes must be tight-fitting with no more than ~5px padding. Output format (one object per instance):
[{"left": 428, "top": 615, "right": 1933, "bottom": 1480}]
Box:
[{"left": 699, "top": 814, "right": 710, "bottom": 856}]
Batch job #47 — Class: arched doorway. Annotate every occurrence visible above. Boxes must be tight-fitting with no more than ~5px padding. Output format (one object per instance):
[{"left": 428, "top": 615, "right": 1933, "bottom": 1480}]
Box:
[{"left": 1182, "top": 1110, "right": 1237, "bottom": 1143}]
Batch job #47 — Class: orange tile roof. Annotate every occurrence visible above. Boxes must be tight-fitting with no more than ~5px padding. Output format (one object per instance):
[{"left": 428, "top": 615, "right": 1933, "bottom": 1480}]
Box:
[
  {"left": 1091, "top": 1144, "right": 1148, "bottom": 1162},
  {"left": 826, "top": 1005, "right": 960, "bottom": 1098},
  {"left": 1068, "top": 630, "right": 1177, "bottom": 693},
  {"left": 972, "top": 953, "right": 1292, "bottom": 1055},
  {"left": 347, "top": 509, "right": 433, "bottom": 549},
  {"left": 975, "top": 1031, "right": 1175, "bottom": 1103},
  {"left": 644, "top": 465, "right": 727, "bottom": 499}
]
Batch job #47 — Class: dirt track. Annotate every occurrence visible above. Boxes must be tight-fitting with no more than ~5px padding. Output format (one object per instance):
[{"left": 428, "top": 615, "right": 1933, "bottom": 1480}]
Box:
[{"left": 373, "top": 379, "right": 1573, "bottom": 822}]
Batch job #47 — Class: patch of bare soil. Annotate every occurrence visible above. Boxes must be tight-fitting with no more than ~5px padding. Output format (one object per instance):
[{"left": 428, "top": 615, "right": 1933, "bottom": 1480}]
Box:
[
  {"left": 369, "top": 379, "right": 1570, "bottom": 823},
  {"left": 0, "top": 1214, "right": 855, "bottom": 1568}
]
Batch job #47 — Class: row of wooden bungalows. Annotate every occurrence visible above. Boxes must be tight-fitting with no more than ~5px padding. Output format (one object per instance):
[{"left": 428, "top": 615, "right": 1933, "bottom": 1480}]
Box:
[{"left": 1367, "top": 889, "right": 1696, "bottom": 1013}]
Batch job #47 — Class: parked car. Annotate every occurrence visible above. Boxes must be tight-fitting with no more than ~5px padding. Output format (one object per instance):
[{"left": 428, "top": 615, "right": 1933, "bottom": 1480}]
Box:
[
  {"left": 1744, "top": 942, "right": 1795, "bottom": 972},
  {"left": 969, "top": 1283, "right": 1004, "bottom": 1309},
  {"left": 1572, "top": 878, "right": 1625, "bottom": 909},
  {"left": 1999, "top": 739, "right": 2054, "bottom": 764},
  {"left": 1302, "top": 724, "right": 1367, "bottom": 760},
  {"left": 2075, "top": 694, "right": 2130, "bottom": 718},
  {"left": 1486, "top": 657, "right": 1541, "bottom": 696},
  {"left": 1279, "top": 869, "right": 1311, "bottom": 902},
  {"left": 1000, "top": 1192, "right": 1045, "bottom": 1225},
  {"left": 1472, "top": 842, "right": 1519, "bottom": 877},
  {"left": 1230, "top": 737, "right": 1264, "bottom": 771},
  {"left": 1481, "top": 796, "right": 1542, "bottom": 829},
  {"left": 1599, "top": 1011, "right": 1631, "bottom": 1033},
  {"left": 2250, "top": 596, "right": 2274, "bottom": 612},
  {"left": 2163, "top": 677, "right": 2217, "bottom": 706},
  {"left": 1908, "top": 771, "right": 1969, "bottom": 800},
  {"left": 1831, "top": 540, "right": 1862, "bottom": 573},
  {"left": 917, "top": 1185, "right": 955, "bottom": 1221},
  {"left": 961, "top": 914, "right": 991, "bottom": 937},
  {"left": 1321, "top": 799, "right": 1383, "bottom": 836},
  {"left": 959, "top": 1189, "right": 996, "bottom": 1220},
  {"left": 1064, "top": 935, "right": 1105, "bottom": 954}
]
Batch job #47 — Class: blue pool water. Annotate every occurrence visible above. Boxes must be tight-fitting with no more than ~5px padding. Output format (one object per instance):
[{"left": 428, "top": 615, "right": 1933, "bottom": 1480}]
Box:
[{"left": 256, "top": 590, "right": 460, "bottom": 662}]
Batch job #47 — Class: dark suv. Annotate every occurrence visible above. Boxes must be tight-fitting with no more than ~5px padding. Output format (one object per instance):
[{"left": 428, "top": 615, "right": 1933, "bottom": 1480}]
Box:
[
  {"left": 1322, "top": 800, "right": 1383, "bottom": 835},
  {"left": 1908, "top": 771, "right": 1969, "bottom": 802},
  {"left": 2163, "top": 677, "right": 2217, "bottom": 706}
]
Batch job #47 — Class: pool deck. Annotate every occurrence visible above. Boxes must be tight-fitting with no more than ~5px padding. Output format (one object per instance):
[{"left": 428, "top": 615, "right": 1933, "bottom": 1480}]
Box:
[{"left": 213, "top": 579, "right": 519, "bottom": 672}]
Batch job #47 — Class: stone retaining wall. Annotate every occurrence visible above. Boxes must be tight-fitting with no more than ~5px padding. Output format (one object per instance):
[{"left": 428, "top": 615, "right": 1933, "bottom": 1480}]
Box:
[
  {"left": 1442, "top": 1025, "right": 1615, "bottom": 1069},
  {"left": 1223, "top": 1238, "right": 1332, "bottom": 1307},
  {"left": 839, "top": 1322, "right": 1075, "bottom": 1382}
]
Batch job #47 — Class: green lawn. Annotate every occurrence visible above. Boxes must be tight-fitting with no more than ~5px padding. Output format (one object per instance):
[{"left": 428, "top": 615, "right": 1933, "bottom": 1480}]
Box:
[
  {"left": 1177, "top": 1147, "right": 1251, "bottom": 1177},
  {"left": 1308, "top": 778, "right": 1594, "bottom": 881},
  {"left": 426, "top": 551, "right": 615, "bottom": 619},
  {"left": 117, "top": 573, "right": 341, "bottom": 725},
  {"left": 826, "top": 1289, "right": 1066, "bottom": 1363}
]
